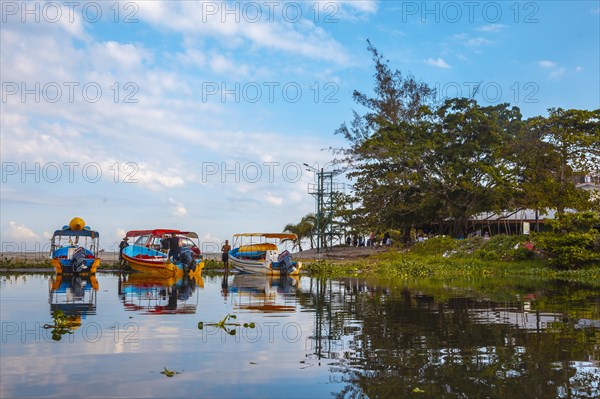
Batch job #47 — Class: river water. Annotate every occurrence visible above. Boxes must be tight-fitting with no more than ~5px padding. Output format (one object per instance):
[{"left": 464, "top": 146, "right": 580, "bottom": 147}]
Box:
[{"left": 1, "top": 272, "right": 599, "bottom": 398}]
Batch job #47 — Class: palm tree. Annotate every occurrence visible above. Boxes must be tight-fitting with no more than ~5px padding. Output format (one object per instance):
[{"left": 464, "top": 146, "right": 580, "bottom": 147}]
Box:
[
  {"left": 283, "top": 213, "right": 316, "bottom": 251},
  {"left": 299, "top": 213, "right": 317, "bottom": 249}
]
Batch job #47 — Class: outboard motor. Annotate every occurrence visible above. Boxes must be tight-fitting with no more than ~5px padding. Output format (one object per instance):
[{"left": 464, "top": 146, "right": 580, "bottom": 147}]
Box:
[
  {"left": 277, "top": 250, "right": 295, "bottom": 275},
  {"left": 180, "top": 247, "right": 195, "bottom": 272},
  {"left": 71, "top": 247, "right": 88, "bottom": 273}
]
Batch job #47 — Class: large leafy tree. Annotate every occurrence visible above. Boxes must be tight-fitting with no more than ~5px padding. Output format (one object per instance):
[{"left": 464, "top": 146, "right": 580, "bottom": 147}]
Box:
[
  {"left": 526, "top": 108, "right": 600, "bottom": 214},
  {"left": 428, "top": 99, "right": 523, "bottom": 237},
  {"left": 335, "top": 41, "right": 437, "bottom": 236},
  {"left": 335, "top": 42, "right": 599, "bottom": 240}
]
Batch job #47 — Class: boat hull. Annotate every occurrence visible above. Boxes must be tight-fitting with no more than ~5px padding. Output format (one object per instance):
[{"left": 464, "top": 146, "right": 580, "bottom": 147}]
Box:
[
  {"left": 51, "top": 257, "right": 100, "bottom": 275},
  {"left": 229, "top": 255, "right": 301, "bottom": 275},
  {"left": 123, "top": 246, "right": 204, "bottom": 279}
]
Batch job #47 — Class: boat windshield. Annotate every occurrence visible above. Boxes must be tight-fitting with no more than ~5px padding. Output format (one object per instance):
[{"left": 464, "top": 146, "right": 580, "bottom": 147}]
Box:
[
  {"left": 133, "top": 235, "right": 150, "bottom": 246},
  {"left": 181, "top": 237, "right": 196, "bottom": 248}
]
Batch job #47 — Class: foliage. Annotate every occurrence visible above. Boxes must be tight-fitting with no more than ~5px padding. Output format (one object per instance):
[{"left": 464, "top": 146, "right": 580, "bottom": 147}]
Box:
[
  {"left": 0, "top": 255, "right": 52, "bottom": 269},
  {"left": 203, "top": 259, "right": 222, "bottom": 270},
  {"left": 534, "top": 212, "right": 600, "bottom": 269},
  {"left": 333, "top": 41, "right": 600, "bottom": 238},
  {"left": 513, "top": 109, "right": 600, "bottom": 216},
  {"left": 43, "top": 310, "right": 80, "bottom": 341},
  {"left": 283, "top": 213, "right": 317, "bottom": 251},
  {"left": 197, "top": 313, "right": 256, "bottom": 336},
  {"left": 160, "top": 367, "right": 182, "bottom": 377},
  {"left": 409, "top": 236, "right": 459, "bottom": 255},
  {"left": 546, "top": 211, "right": 600, "bottom": 232}
]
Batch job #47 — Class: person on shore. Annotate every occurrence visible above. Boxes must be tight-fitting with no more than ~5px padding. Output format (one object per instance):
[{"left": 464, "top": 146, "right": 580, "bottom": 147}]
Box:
[
  {"left": 368, "top": 231, "right": 375, "bottom": 246},
  {"left": 118, "top": 237, "right": 129, "bottom": 267},
  {"left": 221, "top": 240, "right": 232, "bottom": 270},
  {"left": 383, "top": 232, "right": 391, "bottom": 246}
]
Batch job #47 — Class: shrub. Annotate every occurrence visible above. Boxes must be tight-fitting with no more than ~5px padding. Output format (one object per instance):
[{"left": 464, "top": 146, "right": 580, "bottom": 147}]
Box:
[
  {"left": 536, "top": 231, "right": 600, "bottom": 269},
  {"left": 512, "top": 246, "right": 537, "bottom": 261},
  {"left": 410, "top": 236, "right": 458, "bottom": 255},
  {"left": 535, "top": 212, "right": 600, "bottom": 269},
  {"left": 477, "top": 249, "right": 501, "bottom": 261}
]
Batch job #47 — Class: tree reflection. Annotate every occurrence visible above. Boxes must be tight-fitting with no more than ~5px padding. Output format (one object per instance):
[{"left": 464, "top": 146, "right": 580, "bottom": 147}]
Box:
[{"left": 302, "top": 277, "right": 600, "bottom": 399}]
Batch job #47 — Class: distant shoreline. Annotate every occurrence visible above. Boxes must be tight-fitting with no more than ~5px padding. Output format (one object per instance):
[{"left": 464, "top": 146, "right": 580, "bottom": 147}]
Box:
[{"left": 0, "top": 251, "right": 223, "bottom": 264}]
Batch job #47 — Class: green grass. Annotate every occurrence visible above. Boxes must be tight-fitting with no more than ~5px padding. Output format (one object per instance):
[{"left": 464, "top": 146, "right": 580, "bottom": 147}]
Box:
[
  {"left": 203, "top": 259, "right": 223, "bottom": 270},
  {"left": 305, "top": 235, "right": 600, "bottom": 286}
]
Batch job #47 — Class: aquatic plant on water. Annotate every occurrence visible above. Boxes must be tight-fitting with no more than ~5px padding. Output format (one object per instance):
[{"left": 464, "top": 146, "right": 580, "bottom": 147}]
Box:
[
  {"left": 43, "top": 310, "right": 81, "bottom": 341},
  {"left": 197, "top": 313, "right": 256, "bottom": 336}
]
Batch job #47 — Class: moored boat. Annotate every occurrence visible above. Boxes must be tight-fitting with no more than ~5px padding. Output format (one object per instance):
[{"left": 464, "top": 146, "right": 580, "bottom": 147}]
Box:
[
  {"left": 50, "top": 217, "right": 100, "bottom": 275},
  {"left": 228, "top": 233, "right": 302, "bottom": 275},
  {"left": 121, "top": 229, "right": 204, "bottom": 278}
]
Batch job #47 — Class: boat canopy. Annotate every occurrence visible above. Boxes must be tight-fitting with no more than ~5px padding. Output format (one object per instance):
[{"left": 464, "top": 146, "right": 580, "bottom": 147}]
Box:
[
  {"left": 125, "top": 229, "right": 199, "bottom": 239},
  {"left": 233, "top": 233, "right": 297, "bottom": 240},
  {"left": 52, "top": 229, "right": 99, "bottom": 238}
]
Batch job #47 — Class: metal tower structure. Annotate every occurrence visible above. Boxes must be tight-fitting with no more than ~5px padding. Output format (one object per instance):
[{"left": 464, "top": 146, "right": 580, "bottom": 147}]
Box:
[{"left": 305, "top": 165, "right": 344, "bottom": 252}]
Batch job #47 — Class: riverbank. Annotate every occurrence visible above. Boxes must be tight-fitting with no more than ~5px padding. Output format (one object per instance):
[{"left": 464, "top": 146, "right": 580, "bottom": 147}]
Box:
[
  {"left": 298, "top": 236, "right": 600, "bottom": 286},
  {"left": 0, "top": 251, "right": 223, "bottom": 272},
  {"left": 2, "top": 237, "right": 599, "bottom": 286}
]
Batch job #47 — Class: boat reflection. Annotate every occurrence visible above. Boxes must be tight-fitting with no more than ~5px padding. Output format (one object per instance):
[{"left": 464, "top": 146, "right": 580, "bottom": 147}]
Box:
[
  {"left": 47, "top": 275, "right": 99, "bottom": 339},
  {"left": 49, "top": 274, "right": 99, "bottom": 319},
  {"left": 228, "top": 274, "right": 300, "bottom": 313},
  {"left": 118, "top": 273, "right": 203, "bottom": 315}
]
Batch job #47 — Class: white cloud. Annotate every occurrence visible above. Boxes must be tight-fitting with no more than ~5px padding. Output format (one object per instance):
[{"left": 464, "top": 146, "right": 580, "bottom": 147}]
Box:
[
  {"left": 4, "top": 221, "right": 39, "bottom": 241},
  {"left": 337, "top": 0, "right": 378, "bottom": 14},
  {"left": 169, "top": 199, "right": 188, "bottom": 217},
  {"left": 264, "top": 193, "right": 283, "bottom": 206},
  {"left": 425, "top": 57, "right": 451, "bottom": 69},
  {"left": 576, "top": 66, "right": 583, "bottom": 72},
  {"left": 136, "top": 166, "right": 186, "bottom": 192},
  {"left": 209, "top": 53, "right": 250, "bottom": 77},
  {"left": 135, "top": 2, "right": 350, "bottom": 64},
  {"left": 538, "top": 60, "right": 556, "bottom": 69},
  {"left": 477, "top": 24, "right": 506, "bottom": 32},
  {"left": 537, "top": 61, "right": 566, "bottom": 80},
  {"left": 449, "top": 33, "right": 493, "bottom": 47},
  {"left": 549, "top": 67, "right": 566, "bottom": 79},
  {"left": 465, "top": 37, "right": 493, "bottom": 47},
  {"left": 90, "top": 41, "right": 152, "bottom": 71}
]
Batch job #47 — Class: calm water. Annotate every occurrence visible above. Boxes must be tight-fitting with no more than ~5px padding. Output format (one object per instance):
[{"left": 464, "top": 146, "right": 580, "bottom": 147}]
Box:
[{"left": 1, "top": 272, "right": 599, "bottom": 398}]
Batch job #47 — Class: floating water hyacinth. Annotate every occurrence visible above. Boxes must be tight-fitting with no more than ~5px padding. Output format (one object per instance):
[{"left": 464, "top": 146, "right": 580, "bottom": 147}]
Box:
[
  {"left": 197, "top": 313, "right": 255, "bottom": 335},
  {"left": 160, "top": 367, "right": 181, "bottom": 377}
]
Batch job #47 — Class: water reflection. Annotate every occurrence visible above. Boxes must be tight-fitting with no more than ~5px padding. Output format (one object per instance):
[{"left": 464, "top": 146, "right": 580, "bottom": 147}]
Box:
[
  {"left": 227, "top": 274, "right": 300, "bottom": 313},
  {"left": 301, "top": 277, "right": 600, "bottom": 399},
  {"left": 49, "top": 274, "right": 99, "bottom": 318},
  {"left": 118, "top": 273, "right": 203, "bottom": 314},
  {"left": 1, "top": 273, "right": 598, "bottom": 398}
]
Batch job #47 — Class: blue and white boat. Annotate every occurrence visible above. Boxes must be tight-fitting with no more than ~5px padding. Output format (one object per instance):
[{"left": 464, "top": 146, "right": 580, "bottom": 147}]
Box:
[{"left": 229, "top": 233, "right": 302, "bottom": 275}]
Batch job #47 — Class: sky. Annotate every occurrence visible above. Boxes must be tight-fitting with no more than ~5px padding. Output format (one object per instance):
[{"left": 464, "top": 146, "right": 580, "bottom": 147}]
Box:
[{"left": 1, "top": 0, "right": 599, "bottom": 253}]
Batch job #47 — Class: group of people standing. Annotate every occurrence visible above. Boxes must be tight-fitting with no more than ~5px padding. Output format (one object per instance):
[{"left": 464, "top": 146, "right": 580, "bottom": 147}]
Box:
[{"left": 346, "top": 231, "right": 392, "bottom": 247}]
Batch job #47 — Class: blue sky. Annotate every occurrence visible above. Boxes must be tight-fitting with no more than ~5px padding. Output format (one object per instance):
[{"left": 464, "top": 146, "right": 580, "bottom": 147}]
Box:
[{"left": 1, "top": 0, "right": 599, "bottom": 252}]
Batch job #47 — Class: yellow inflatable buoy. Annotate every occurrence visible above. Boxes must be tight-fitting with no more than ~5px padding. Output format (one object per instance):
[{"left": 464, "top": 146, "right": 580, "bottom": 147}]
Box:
[{"left": 69, "top": 217, "right": 86, "bottom": 231}]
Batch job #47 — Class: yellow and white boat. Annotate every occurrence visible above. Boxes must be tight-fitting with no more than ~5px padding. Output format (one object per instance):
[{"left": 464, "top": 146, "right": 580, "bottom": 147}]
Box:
[{"left": 228, "top": 233, "right": 302, "bottom": 275}]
